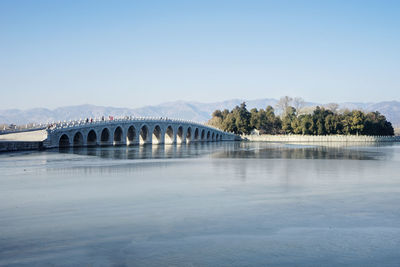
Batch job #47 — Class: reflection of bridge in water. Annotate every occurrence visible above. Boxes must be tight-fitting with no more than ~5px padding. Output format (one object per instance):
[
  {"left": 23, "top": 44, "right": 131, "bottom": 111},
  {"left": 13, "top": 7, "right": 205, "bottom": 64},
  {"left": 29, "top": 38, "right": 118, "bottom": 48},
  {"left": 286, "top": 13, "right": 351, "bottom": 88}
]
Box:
[
  {"left": 60, "top": 141, "right": 229, "bottom": 160},
  {"left": 45, "top": 117, "right": 238, "bottom": 148}
]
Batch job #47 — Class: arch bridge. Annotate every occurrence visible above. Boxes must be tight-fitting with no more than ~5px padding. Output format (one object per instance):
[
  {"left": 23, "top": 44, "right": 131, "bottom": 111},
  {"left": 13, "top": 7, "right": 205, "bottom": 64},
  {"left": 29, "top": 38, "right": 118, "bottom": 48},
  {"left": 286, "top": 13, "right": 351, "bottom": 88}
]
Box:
[{"left": 44, "top": 117, "right": 238, "bottom": 148}]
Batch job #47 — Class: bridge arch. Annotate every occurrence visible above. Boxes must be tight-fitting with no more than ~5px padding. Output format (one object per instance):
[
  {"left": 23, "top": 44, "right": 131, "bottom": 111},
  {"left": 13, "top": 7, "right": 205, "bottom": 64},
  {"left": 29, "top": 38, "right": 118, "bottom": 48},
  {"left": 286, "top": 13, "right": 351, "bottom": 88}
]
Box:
[
  {"left": 207, "top": 131, "right": 210, "bottom": 140},
  {"left": 177, "top": 126, "right": 184, "bottom": 144},
  {"left": 73, "top": 132, "right": 84, "bottom": 147},
  {"left": 139, "top": 125, "right": 149, "bottom": 144},
  {"left": 113, "top": 126, "right": 123, "bottom": 145},
  {"left": 152, "top": 125, "right": 162, "bottom": 144},
  {"left": 165, "top": 125, "right": 174, "bottom": 144},
  {"left": 59, "top": 134, "right": 70, "bottom": 148},
  {"left": 87, "top": 130, "right": 97, "bottom": 146},
  {"left": 100, "top": 128, "right": 110, "bottom": 145},
  {"left": 127, "top": 126, "right": 136, "bottom": 145},
  {"left": 212, "top": 132, "right": 215, "bottom": 141},
  {"left": 216, "top": 133, "right": 219, "bottom": 141},
  {"left": 194, "top": 128, "right": 199, "bottom": 141},
  {"left": 201, "top": 129, "right": 205, "bottom": 141},
  {"left": 186, "top": 127, "right": 192, "bottom": 143}
]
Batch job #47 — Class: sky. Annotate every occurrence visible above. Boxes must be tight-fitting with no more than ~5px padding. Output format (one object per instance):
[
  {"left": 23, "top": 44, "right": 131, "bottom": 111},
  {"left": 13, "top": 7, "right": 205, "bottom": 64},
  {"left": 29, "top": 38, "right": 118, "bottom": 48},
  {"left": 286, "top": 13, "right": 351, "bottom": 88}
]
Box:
[{"left": 0, "top": 0, "right": 399, "bottom": 110}]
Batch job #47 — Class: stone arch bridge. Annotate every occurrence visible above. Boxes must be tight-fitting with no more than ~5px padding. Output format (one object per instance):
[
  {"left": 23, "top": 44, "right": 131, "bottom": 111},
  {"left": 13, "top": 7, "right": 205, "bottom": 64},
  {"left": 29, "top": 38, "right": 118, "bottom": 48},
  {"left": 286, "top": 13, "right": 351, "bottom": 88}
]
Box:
[{"left": 44, "top": 117, "right": 238, "bottom": 148}]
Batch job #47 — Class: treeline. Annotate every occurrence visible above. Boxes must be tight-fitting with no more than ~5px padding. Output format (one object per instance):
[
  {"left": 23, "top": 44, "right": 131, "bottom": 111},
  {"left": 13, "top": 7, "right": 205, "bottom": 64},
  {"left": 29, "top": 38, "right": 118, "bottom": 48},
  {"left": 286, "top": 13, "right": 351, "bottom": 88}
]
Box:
[{"left": 208, "top": 102, "right": 394, "bottom": 136}]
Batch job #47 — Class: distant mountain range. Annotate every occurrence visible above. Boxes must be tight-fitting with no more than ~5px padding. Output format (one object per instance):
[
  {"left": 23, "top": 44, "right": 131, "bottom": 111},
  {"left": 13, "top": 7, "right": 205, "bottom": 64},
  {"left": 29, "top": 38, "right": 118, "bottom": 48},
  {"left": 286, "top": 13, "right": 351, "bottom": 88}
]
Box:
[{"left": 1, "top": 99, "right": 400, "bottom": 127}]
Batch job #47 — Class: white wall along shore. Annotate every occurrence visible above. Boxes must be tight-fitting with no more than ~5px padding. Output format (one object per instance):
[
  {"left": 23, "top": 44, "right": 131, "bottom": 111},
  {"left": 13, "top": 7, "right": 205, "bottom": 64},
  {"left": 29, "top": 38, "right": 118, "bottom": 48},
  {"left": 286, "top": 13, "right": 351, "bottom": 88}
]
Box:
[{"left": 243, "top": 134, "right": 400, "bottom": 142}]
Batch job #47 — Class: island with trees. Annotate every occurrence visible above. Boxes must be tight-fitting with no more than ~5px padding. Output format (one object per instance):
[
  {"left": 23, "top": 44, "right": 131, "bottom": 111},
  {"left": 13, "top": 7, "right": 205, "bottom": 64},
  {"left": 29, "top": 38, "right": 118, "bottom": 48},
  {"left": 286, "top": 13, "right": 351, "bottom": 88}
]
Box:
[{"left": 207, "top": 97, "right": 394, "bottom": 136}]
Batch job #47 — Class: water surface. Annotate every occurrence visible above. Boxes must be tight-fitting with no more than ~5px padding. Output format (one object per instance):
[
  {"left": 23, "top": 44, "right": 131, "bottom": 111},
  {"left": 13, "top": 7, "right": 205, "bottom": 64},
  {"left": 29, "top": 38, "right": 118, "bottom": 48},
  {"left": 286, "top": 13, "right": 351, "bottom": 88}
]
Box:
[{"left": 1, "top": 142, "right": 400, "bottom": 266}]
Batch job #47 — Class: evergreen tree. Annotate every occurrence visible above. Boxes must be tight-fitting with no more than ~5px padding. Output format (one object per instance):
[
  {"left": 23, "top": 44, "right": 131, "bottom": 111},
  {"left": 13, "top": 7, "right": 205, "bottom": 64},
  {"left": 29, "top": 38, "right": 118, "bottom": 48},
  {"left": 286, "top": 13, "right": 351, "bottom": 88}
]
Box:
[
  {"left": 232, "top": 102, "right": 252, "bottom": 134},
  {"left": 350, "top": 110, "right": 365, "bottom": 135},
  {"left": 282, "top": 107, "right": 296, "bottom": 133}
]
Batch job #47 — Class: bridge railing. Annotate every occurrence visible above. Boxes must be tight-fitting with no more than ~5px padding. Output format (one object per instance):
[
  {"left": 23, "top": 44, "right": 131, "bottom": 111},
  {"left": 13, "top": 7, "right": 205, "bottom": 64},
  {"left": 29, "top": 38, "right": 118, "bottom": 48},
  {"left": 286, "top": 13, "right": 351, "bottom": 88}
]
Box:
[{"left": 46, "top": 116, "right": 236, "bottom": 135}]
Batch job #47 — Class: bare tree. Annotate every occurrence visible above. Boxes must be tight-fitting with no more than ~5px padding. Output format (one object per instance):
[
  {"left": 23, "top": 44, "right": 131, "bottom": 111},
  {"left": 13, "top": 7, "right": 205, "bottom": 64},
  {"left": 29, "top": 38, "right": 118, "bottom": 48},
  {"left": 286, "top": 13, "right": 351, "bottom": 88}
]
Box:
[
  {"left": 301, "top": 106, "right": 316, "bottom": 115},
  {"left": 292, "top": 97, "right": 305, "bottom": 114},
  {"left": 325, "top": 103, "right": 339, "bottom": 113},
  {"left": 276, "top": 96, "right": 293, "bottom": 116}
]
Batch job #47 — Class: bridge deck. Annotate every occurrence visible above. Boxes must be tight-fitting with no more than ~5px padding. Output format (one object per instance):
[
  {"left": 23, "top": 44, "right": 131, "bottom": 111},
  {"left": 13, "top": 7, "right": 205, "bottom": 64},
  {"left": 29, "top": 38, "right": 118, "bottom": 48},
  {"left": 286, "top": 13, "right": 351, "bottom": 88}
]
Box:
[{"left": 0, "top": 129, "right": 48, "bottom": 142}]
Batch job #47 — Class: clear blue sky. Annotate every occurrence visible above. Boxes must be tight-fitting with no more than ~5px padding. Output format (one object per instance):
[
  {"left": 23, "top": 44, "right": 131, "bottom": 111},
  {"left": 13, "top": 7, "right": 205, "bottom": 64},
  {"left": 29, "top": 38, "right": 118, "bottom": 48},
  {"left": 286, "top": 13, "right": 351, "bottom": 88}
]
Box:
[{"left": 0, "top": 0, "right": 399, "bottom": 109}]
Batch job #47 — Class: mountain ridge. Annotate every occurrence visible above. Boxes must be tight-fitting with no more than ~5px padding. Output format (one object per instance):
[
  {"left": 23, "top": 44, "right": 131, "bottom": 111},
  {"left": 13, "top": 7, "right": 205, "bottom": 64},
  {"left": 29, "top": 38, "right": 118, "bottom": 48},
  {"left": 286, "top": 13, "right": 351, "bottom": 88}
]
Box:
[{"left": 1, "top": 99, "right": 399, "bottom": 127}]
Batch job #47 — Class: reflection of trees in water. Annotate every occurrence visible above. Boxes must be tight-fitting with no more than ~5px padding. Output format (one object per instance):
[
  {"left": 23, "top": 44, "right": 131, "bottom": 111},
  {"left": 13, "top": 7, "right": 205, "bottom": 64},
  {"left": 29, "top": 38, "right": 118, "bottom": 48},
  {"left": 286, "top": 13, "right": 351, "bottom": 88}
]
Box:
[
  {"left": 207, "top": 142, "right": 396, "bottom": 183},
  {"left": 210, "top": 150, "right": 393, "bottom": 186},
  {"left": 212, "top": 143, "right": 391, "bottom": 161}
]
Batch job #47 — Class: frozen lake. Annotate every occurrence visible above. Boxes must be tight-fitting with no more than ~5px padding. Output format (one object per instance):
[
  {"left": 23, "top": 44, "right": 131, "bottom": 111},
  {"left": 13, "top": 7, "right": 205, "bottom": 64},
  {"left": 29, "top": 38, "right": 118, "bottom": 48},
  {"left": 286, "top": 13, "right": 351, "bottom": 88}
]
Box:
[{"left": 1, "top": 142, "right": 400, "bottom": 266}]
